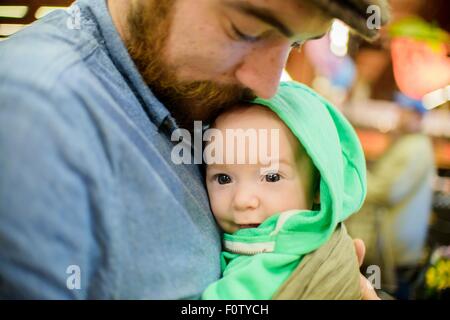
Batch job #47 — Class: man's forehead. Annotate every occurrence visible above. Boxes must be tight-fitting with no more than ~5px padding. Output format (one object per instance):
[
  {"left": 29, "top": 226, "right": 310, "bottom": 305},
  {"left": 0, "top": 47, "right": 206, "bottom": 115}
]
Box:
[
  {"left": 223, "top": 0, "right": 333, "bottom": 39},
  {"left": 225, "top": 0, "right": 322, "bottom": 14}
]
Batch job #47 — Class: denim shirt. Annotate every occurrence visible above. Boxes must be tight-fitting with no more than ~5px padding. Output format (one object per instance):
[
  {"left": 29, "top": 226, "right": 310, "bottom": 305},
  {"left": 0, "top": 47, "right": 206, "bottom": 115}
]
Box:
[{"left": 0, "top": 0, "right": 221, "bottom": 299}]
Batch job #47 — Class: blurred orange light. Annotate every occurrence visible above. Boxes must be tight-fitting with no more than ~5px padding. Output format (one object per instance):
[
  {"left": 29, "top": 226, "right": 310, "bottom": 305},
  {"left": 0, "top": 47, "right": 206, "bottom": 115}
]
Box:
[{"left": 391, "top": 37, "right": 450, "bottom": 100}]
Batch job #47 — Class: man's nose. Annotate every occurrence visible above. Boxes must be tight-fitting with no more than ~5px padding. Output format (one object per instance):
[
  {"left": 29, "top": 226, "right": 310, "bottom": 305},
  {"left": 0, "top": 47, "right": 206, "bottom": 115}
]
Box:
[{"left": 235, "top": 41, "right": 291, "bottom": 99}]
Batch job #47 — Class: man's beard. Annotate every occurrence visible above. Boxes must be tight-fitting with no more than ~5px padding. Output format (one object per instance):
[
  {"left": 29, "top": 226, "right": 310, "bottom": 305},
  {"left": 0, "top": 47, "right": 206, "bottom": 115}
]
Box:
[{"left": 125, "top": 0, "right": 255, "bottom": 130}]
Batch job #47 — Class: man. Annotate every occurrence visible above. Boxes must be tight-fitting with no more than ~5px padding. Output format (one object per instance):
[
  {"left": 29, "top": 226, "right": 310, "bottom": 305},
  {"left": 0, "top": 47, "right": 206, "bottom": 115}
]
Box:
[{"left": 0, "top": 0, "right": 389, "bottom": 299}]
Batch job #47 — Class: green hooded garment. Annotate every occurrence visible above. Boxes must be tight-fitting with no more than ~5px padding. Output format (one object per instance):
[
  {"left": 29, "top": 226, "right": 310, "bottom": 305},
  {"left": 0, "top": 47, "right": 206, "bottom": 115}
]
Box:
[{"left": 202, "top": 81, "right": 367, "bottom": 300}]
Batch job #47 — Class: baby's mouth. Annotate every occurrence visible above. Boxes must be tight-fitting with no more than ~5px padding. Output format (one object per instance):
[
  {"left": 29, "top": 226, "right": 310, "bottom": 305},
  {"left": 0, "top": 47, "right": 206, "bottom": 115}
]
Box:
[{"left": 238, "top": 224, "right": 260, "bottom": 229}]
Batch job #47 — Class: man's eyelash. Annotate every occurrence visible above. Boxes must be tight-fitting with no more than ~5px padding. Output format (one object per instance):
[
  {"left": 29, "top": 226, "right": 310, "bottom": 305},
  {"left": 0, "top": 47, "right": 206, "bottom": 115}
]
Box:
[
  {"left": 231, "top": 24, "right": 260, "bottom": 42},
  {"left": 291, "top": 41, "right": 304, "bottom": 51}
]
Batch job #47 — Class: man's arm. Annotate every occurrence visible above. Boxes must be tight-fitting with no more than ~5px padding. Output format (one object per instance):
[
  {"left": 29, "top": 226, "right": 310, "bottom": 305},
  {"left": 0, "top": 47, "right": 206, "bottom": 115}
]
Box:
[{"left": 0, "top": 85, "right": 101, "bottom": 299}]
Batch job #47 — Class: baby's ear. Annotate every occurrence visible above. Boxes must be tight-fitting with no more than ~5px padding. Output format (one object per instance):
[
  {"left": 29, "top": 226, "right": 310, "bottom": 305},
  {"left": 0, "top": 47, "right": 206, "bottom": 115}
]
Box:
[
  {"left": 311, "top": 191, "right": 321, "bottom": 211},
  {"left": 311, "top": 172, "right": 321, "bottom": 204},
  {"left": 313, "top": 191, "right": 320, "bottom": 204}
]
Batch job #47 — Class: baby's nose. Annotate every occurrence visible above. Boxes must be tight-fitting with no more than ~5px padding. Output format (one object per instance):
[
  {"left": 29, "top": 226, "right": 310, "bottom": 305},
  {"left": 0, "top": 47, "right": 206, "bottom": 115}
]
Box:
[{"left": 232, "top": 188, "right": 260, "bottom": 212}]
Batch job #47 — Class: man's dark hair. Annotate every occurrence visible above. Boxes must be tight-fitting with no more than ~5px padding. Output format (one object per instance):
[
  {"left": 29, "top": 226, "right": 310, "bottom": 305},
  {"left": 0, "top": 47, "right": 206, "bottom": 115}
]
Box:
[{"left": 305, "top": 0, "right": 391, "bottom": 41}]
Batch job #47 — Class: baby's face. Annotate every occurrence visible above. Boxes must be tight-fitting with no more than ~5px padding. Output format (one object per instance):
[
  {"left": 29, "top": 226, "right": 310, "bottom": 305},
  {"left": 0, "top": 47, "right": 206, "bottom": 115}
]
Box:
[{"left": 206, "top": 105, "right": 315, "bottom": 234}]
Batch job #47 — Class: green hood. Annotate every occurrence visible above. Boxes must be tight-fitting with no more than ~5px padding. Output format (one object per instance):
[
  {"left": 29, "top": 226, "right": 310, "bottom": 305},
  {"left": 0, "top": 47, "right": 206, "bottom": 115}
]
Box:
[{"left": 223, "top": 81, "right": 367, "bottom": 256}]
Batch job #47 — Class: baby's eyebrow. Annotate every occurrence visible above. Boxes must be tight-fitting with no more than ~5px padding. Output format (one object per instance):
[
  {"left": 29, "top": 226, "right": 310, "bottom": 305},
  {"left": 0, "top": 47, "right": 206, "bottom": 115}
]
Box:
[
  {"left": 206, "top": 163, "right": 228, "bottom": 170},
  {"left": 265, "top": 158, "right": 292, "bottom": 166}
]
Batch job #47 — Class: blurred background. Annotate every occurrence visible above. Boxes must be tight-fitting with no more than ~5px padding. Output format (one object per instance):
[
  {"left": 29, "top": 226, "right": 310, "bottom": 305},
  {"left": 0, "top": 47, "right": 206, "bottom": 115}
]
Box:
[
  {"left": 1, "top": 0, "right": 449, "bottom": 300},
  {"left": 285, "top": 0, "right": 450, "bottom": 300}
]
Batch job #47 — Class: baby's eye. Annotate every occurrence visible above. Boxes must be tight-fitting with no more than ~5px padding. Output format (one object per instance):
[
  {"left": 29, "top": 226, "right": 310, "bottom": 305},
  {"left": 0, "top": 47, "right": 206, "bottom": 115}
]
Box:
[
  {"left": 265, "top": 173, "right": 281, "bottom": 183},
  {"left": 216, "top": 174, "right": 232, "bottom": 185}
]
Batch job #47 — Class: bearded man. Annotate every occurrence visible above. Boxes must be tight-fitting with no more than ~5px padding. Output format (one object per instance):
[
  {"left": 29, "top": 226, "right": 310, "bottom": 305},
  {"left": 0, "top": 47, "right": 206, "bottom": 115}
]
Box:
[{"left": 0, "top": 0, "right": 389, "bottom": 299}]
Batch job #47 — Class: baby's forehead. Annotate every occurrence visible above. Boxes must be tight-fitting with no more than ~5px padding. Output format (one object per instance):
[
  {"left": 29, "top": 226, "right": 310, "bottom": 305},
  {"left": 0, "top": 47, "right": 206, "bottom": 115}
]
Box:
[
  {"left": 212, "top": 104, "right": 285, "bottom": 131},
  {"left": 207, "top": 104, "right": 309, "bottom": 164}
]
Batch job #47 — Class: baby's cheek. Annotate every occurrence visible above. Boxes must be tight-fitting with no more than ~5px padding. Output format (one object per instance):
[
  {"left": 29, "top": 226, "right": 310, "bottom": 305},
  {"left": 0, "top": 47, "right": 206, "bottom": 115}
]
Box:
[
  {"left": 209, "top": 193, "right": 228, "bottom": 218},
  {"left": 210, "top": 198, "right": 235, "bottom": 233},
  {"left": 264, "top": 187, "right": 309, "bottom": 214}
]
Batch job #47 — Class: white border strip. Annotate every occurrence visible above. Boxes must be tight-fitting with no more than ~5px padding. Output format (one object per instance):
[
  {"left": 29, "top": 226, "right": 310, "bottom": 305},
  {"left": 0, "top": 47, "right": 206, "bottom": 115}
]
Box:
[{"left": 223, "top": 240, "right": 275, "bottom": 255}]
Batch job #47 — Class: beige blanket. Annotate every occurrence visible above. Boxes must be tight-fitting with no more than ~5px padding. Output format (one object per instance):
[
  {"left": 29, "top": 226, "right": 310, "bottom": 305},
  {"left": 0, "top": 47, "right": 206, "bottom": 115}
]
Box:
[{"left": 273, "top": 224, "right": 362, "bottom": 300}]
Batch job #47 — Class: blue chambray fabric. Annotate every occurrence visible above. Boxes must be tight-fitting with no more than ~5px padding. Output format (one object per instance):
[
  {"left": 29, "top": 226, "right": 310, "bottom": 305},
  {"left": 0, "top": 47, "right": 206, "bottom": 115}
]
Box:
[{"left": 0, "top": 0, "right": 221, "bottom": 299}]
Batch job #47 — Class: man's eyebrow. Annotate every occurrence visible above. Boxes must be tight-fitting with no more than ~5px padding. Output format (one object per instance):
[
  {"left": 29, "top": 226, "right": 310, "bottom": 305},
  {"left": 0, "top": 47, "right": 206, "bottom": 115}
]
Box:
[{"left": 225, "top": 2, "right": 294, "bottom": 38}]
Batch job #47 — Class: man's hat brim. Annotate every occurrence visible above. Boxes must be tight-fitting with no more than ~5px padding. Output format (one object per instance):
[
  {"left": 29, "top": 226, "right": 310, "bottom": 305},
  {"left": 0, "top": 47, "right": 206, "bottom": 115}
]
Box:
[{"left": 304, "top": 0, "right": 391, "bottom": 41}]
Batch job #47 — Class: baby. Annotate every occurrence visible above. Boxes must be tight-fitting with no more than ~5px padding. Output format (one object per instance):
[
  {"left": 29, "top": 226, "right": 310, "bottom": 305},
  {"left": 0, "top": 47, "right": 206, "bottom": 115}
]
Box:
[{"left": 202, "top": 81, "right": 367, "bottom": 300}]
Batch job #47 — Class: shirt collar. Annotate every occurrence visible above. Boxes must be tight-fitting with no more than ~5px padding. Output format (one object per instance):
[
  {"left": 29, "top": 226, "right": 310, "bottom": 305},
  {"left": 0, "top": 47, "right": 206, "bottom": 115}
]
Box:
[{"left": 77, "top": 0, "right": 177, "bottom": 133}]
